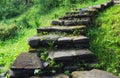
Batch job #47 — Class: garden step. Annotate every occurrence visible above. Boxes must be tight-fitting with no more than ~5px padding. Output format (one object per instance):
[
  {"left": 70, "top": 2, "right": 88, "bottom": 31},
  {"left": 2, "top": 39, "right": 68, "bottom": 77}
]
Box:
[
  {"left": 72, "top": 8, "right": 98, "bottom": 15},
  {"left": 11, "top": 53, "right": 44, "bottom": 69},
  {"left": 51, "top": 19, "right": 91, "bottom": 26},
  {"left": 28, "top": 35, "right": 89, "bottom": 49},
  {"left": 48, "top": 49, "right": 96, "bottom": 62},
  {"left": 72, "top": 69, "right": 119, "bottom": 78},
  {"left": 114, "top": 0, "right": 120, "bottom": 4},
  {"left": 56, "top": 14, "right": 91, "bottom": 21},
  {"left": 88, "top": 4, "right": 105, "bottom": 11},
  {"left": 10, "top": 53, "right": 45, "bottom": 78},
  {"left": 37, "top": 26, "right": 86, "bottom": 34}
]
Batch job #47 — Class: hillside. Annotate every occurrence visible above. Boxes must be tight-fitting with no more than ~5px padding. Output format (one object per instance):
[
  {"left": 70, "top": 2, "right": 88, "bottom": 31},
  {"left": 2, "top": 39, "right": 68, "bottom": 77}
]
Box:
[{"left": 0, "top": 0, "right": 120, "bottom": 77}]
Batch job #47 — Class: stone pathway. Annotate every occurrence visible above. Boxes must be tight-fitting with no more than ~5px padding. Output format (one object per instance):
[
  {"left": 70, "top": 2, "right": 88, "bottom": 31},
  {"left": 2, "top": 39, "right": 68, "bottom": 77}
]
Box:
[{"left": 8, "top": 0, "right": 119, "bottom": 78}]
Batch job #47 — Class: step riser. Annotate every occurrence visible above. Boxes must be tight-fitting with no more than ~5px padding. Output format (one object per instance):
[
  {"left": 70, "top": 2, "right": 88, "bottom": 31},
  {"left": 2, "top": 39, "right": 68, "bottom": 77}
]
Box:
[
  {"left": 65, "top": 10, "right": 98, "bottom": 16},
  {"left": 57, "top": 14, "right": 92, "bottom": 21},
  {"left": 51, "top": 20, "right": 91, "bottom": 26},
  {"left": 29, "top": 40, "right": 90, "bottom": 49},
  {"left": 37, "top": 28, "right": 86, "bottom": 35}
]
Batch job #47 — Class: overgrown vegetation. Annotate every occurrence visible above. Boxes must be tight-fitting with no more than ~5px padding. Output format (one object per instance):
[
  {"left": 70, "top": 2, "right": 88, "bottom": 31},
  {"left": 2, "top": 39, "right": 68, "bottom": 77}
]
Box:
[
  {"left": 1, "top": 0, "right": 120, "bottom": 77},
  {"left": 88, "top": 5, "right": 120, "bottom": 76}
]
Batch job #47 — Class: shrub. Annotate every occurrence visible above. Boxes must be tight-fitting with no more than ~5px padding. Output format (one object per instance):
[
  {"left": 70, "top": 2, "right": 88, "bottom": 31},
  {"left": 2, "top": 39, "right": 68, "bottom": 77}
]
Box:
[{"left": 0, "top": 24, "right": 17, "bottom": 40}]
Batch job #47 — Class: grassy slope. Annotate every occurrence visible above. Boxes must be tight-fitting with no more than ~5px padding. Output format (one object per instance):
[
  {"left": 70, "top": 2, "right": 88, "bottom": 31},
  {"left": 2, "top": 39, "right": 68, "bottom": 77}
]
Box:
[{"left": 88, "top": 5, "right": 120, "bottom": 76}]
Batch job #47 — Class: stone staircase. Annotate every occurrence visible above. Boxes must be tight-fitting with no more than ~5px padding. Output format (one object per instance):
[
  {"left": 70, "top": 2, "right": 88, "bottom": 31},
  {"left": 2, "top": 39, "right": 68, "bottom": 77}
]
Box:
[{"left": 9, "top": 0, "right": 119, "bottom": 78}]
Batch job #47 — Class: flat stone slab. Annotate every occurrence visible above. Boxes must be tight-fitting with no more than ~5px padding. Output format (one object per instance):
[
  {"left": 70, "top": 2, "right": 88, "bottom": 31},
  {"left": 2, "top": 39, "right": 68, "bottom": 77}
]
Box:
[
  {"left": 63, "top": 19, "right": 90, "bottom": 26},
  {"left": 114, "top": 0, "right": 120, "bottom": 4},
  {"left": 11, "top": 53, "right": 43, "bottom": 69},
  {"left": 65, "top": 12, "right": 79, "bottom": 15},
  {"left": 73, "top": 36, "right": 89, "bottom": 43},
  {"left": 37, "top": 26, "right": 86, "bottom": 34},
  {"left": 88, "top": 4, "right": 104, "bottom": 11},
  {"left": 28, "top": 35, "right": 89, "bottom": 49},
  {"left": 60, "top": 14, "right": 91, "bottom": 19},
  {"left": 30, "top": 74, "right": 69, "bottom": 78},
  {"left": 72, "top": 69, "right": 119, "bottom": 78},
  {"left": 51, "top": 19, "right": 90, "bottom": 26},
  {"left": 48, "top": 49, "right": 95, "bottom": 62}
]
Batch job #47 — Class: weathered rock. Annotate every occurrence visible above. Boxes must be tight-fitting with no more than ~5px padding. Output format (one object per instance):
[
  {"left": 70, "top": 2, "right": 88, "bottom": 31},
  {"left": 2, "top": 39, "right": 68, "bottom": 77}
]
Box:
[
  {"left": 28, "top": 36, "right": 40, "bottom": 48},
  {"left": 40, "top": 34, "right": 60, "bottom": 47},
  {"left": 51, "top": 20, "right": 64, "bottom": 26},
  {"left": 30, "top": 74, "right": 69, "bottom": 78},
  {"left": 63, "top": 19, "right": 90, "bottom": 26},
  {"left": 37, "top": 26, "right": 86, "bottom": 35},
  {"left": 10, "top": 53, "right": 44, "bottom": 78},
  {"left": 65, "top": 12, "right": 79, "bottom": 15},
  {"left": 63, "top": 66, "right": 79, "bottom": 72},
  {"left": 72, "top": 36, "right": 90, "bottom": 48},
  {"left": 11, "top": 53, "right": 43, "bottom": 69},
  {"left": 48, "top": 49, "right": 95, "bottom": 62},
  {"left": 91, "top": 4, "right": 104, "bottom": 11},
  {"left": 29, "top": 35, "right": 89, "bottom": 49},
  {"left": 80, "top": 8, "right": 98, "bottom": 15},
  {"left": 9, "top": 69, "right": 34, "bottom": 78},
  {"left": 58, "top": 37, "right": 73, "bottom": 48},
  {"left": 114, "top": 0, "right": 120, "bottom": 4},
  {"left": 60, "top": 14, "right": 91, "bottom": 20},
  {"left": 58, "top": 37, "right": 72, "bottom": 42},
  {"left": 72, "top": 69, "right": 119, "bottom": 78},
  {"left": 73, "top": 36, "right": 89, "bottom": 43}
]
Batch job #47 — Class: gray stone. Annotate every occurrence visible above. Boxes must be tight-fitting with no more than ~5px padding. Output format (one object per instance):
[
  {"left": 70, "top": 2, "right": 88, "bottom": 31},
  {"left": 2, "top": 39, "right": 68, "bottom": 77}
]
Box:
[
  {"left": 30, "top": 74, "right": 69, "bottom": 78},
  {"left": 28, "top": 36, "right": 40, "bottom": 48},
  {"left": 48, "top": 49, "right": 95, "bottom": 62},
  {"left": 92, "top": 4, "right": 104, "bottom": 11},
  {"left": 114, "top": 0, "right": 120, "bottom": 4},
  {"left": 60, "top": 14, "right": 91, "bottom": 20},
  {"left": 51, "top": 20, "right": 64, "bottom": 26},
  {"left": 37, "top": 26, "right": 86, "bottom": 35},
  {"left": 58, "top": 37, "right": 73, "bottom": 48},
  {"left": 11, "top": 53, "right": 43, "bottom": 69},
  {"left": 64, "top": 66, "right": 79, "bottom": 71},
  {"left": 72, "top": 36, "right": 90, "bottom": 48},
  {"left": 10, "top": 53, "right": 44, "bottom": 78},
  {"left": 63, "top": 19, "right": 90, "bottom": 26},
  {"left": 40, "top": 34, "right": 60, "bottom": 47},
  {"left": 64, "top": 20, "right": 77, "bottom": 26},
  {"left": 80, "top": 8, "right": 98, "bottom": 15},
  {"left": 58, "top": 37, "right": 72, "bottom": 43},
  {"left": 73, "top": 36, "right": 89, "bottom": 43},
  {"left": 72, "top": 69, "right": 119, "bottom": 78}
]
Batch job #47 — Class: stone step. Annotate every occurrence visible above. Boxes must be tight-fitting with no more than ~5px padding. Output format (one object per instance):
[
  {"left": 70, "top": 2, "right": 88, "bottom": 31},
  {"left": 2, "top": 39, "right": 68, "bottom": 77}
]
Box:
[
  {"left": 51, "top": 19, "right": 91, "bottom": 26},
  {"left": 57, "top": 14, "right": 91, "bottom": 20},
  {"left": 88, "top": 4, "right": 105, "bottom": 11},
  {"left": 37, "top": 26, "right": 86, "bottom": 34},
  {"left": 72, "top": 69, "right": 119, "bottom": 78},
  {"left": 65, "top": 8, "right": 98, "bottom": 15},
  {"left": 28, "top": 35, "right": 90, "bottom": 49},
  {"left": 114, "top": 0, "right": 120, "bottom": 4},
  {"left": 10, "top": 53, "right": 45, "bottom": 78},
  {"left": 11, "top": 53, "right": 43, "bottom": 70},
  {"left": 48, "top": 49, "right": 96, "bottom": 63}
]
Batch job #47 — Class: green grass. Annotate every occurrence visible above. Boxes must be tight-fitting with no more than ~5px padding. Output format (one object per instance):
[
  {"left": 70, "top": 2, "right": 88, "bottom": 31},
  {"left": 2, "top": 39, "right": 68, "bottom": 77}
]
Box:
[{"left": 88, "top": 5, "right": 120, "bottom": 77}]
